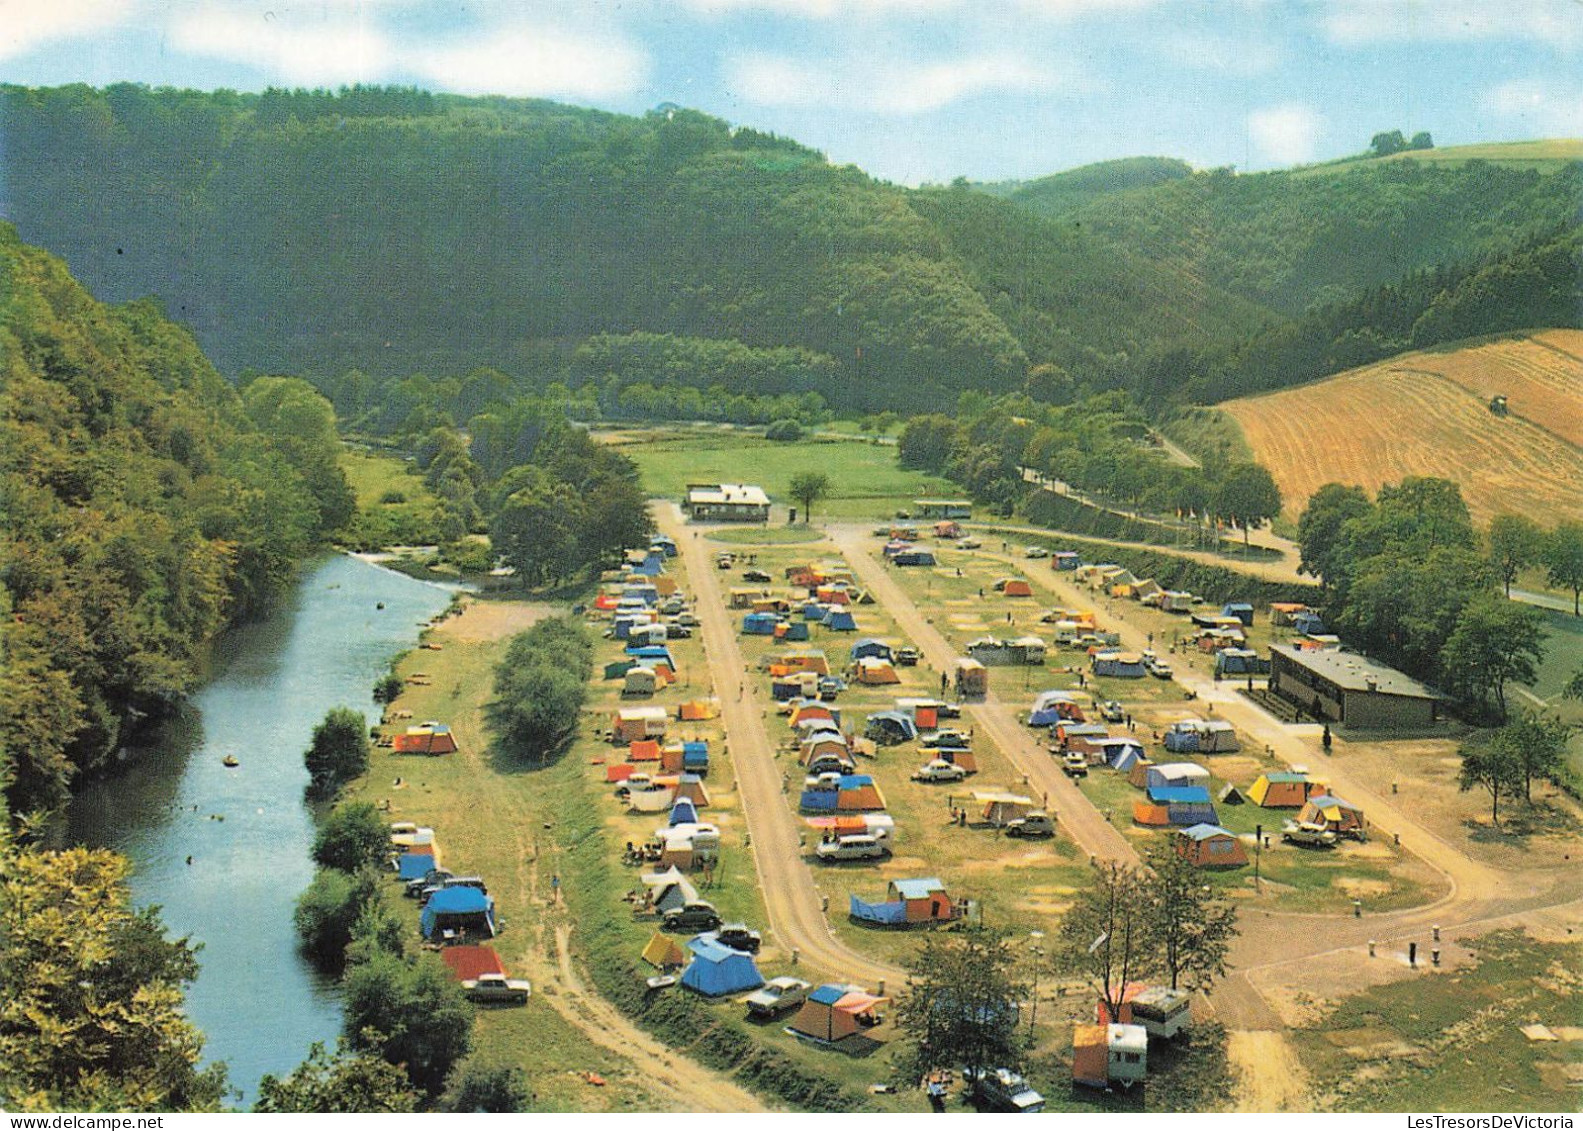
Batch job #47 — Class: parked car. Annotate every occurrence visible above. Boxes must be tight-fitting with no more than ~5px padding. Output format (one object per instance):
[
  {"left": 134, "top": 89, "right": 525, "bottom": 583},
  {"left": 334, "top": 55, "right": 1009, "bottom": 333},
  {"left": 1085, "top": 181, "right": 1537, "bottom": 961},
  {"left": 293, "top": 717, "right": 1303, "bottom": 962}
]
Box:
[
  {"left": 935, "top": 702, "right": 963, "bottom": 719},
  {"left": 912, "top": 759, "right": 969, "bottom": 783},
  {"left": 462, "top": 973, "right": 531, "bottom": 1005},
  {"left": 1004, "top": 812, "right": 1057, "bottom": 838},
  {"left": 715, "top": 923, "right": 763, "bottom": 954},
  {"left": 957, "top": 536, "right": 982, "bottom": 549},
  {"left": 664, "top": 623, "right": 694, "bottom": 639},
  {"left": 1282, "top": 820, "right": 1337, "bottom": 848},
  {"left": 662, "top": 901, "right": 724, "bottom": 931},
  {"left": 1099, "top": 700, "right": 1125, "bottom": 723},
  {"left": 814, "top": 834, "right": 889, "bottom": 862},
  {"left": 1061, "top": 751, "right": 1089, "bottom": 778},
  {"left": 418, "top": 875, "right": 487, "bottom": 906},
  {"left": 968, "top": 1067, "right": 1045, "bottom": 1113},
  {"left": 1146, "top": 658, "right": 1174, "bottom": 679},
  {"left": 921, "top": 728, "right": 972, "bottom": 749},
  {"left": 745, "top": 976, "right": 811, "bottom": 1017},
  {"left": 894, "top": 645, "right": 921, "bottom": 666},
  {"left": 404, "top": 868, "right": 453, "bottom": 898},
  {"left": 742, "top": 569, "right": 772, "bottom": 583},
  {"left": 1024, "top": 546, "right": 1049, "bottom": 559},
  {"left": 674, "top": 610, "right": 701, "bottom": 627},
  {"left": 658, "top": 597, "right": 685, "bottom": 615},
  {"left": 716, "top": 555, "right": 734, "bottom": 570}
]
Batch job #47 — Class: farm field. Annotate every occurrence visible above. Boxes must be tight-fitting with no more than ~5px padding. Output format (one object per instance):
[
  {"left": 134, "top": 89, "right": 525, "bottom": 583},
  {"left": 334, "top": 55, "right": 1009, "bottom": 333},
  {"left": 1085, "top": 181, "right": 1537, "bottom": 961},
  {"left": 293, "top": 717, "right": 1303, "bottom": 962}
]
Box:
[
  {"left": 1221, "top": 332, "right": 1583, "bottom": 526},
  {"left": 599, "top": 426, "right": 959, "bottom": 521},
  {"left": 1297, "top": 138, "right": 1583, "bottom": 176}
]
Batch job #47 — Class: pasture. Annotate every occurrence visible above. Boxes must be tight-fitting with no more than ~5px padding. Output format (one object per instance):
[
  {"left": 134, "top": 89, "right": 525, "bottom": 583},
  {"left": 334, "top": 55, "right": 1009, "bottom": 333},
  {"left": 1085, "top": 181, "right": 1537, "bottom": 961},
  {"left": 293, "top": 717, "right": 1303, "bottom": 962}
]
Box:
[{"left": 1221, "top": 333, "right": 1583, "bottom": 526}]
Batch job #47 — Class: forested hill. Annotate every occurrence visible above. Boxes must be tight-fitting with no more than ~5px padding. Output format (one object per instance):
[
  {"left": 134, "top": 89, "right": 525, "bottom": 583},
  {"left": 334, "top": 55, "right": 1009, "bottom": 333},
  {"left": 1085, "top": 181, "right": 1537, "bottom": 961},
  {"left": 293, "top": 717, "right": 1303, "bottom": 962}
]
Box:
[
  {"left": 0, "top": 222, "right": 353, "bottom": 816},
  {"left": 0, "top": 83, "right": 1260, "bottom": 409}
]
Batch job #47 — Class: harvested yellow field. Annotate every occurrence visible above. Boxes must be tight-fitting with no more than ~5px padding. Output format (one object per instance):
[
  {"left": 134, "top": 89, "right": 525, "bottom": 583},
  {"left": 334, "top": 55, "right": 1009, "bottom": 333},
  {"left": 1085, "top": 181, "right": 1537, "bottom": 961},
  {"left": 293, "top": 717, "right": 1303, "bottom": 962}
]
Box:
[{"left": 1223, "top": 332, "right": 1583, "bottom": 526}]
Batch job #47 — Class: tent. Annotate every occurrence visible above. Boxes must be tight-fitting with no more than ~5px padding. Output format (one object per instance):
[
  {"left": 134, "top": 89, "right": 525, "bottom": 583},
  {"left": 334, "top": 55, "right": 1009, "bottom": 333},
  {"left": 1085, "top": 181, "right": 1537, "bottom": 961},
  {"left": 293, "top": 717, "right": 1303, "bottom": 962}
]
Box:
[
  {"left": 1133, "top": 785, "right": 1217, "bottom": 828},
  {"left": 799, "top": 774, "right": 886, "bottom": 813},
  {"left": 1175, "top": 824, "right": 1248, "bottom": 868},
  {"left": 623, "top": 666, "right": 659, "bottom": 696},
  {"left": 668, "top": 797, "right": 700, "bottom": 827},
  {"left": 743, "top": 612, "right": 779, "bottom": 635},
  {"left": 768, "top": 650, "right": 829, "bottom": 676},
  {"left": 816, "top": 585, "right": 852, "bottom": 605},
  {"left": 640, "top": 867, "right": 699, "bottom": 913},
  {"left": 393, "top": 723, "right": 458, "bottom": 755},
  {"left": 604, "top": 659, "right": 638, "bottom": 681},
  {"left": 863, "top": 711, "right": 917, "bottom": 744},
  {"left": 678, "top": 698, "right": 721, "bottom": 721},
  {"left": 1248, "top": 772, "right": 1321, "bottom": 808},
  {"left": 641, "top": 932, "right": 688, "bottom": 970},
  {"left": 1055, "top": 721, "right": 1111, "bottom": 752},
  {"left": 1127, "top": 758, "right": 1154, "bottom": 788},
  {"left": 807, "top": 813, "right": 895, "bottom": 841},
  {"left": 789, "top": 985, "right": 888, "bottom": 1043},
  {"left": 649, "top": 535, "right": 678, "bottom": 558},
  {"left": 605, "top": 763, "right": 635, "bottom": 783},
  {"left": 1002, "top": 579, "right": 1033, "bottom": 598},
  {"left": 821, "top": 607, "right": 858, "bottom": 632},
  {"left": 680, "top": 937, "right": 764, "bottom": 997},
  {"left": 440, "top": 946, "right": 505, "bottom": 983},
  {"left": 1093, "top": 651, "right": 1147, "bottom": 678},
  {"left": 850, "top": 638, "right": 893, "bottom": 662},
  {"left": 626, "top": 785, "right": 677, "bottom": 813},
  {"left": 420, "top": 887, "right": 497, "bottom": 941},
  {"left": 1145, "top": 762, "right": 1211, "bottom": 790},
  {"left": 1221, "top": 602, "right": 1255, "bottom": 626},
  {"left": 1163, "top": 720, "right": 1240, "bottom": 754},
  {"left": 932, "top": 746, "right": 978, "bottom": 773},
  {"left": 1006, "top": 636, "right": 1046, "bottom": 665},
  {"left": 613, "top": 706, "right": 668, "bottom": 743},
  {"left": 1028, "top": 690, "right": 1085, "bottom": 728},
  {"left": 976, "top": 791, "right": 1035, "bottom": 825},
  {"left": 894, "top": 698, "right": 944, "bottom": 731},
  {"left": 629, "top": 739, "right": 662, "bottom": 763},
  {"left": 775, "top": 620, "right": 811, "bottom": 641},
  {"left": 855, "top": 657, "right": 901, "bottom": 685},
  {"left": 674, "top": 774, "right": 711, "bottom": 808},
  {"left": 848, "top": 877, "right": 958, "bottom": 926},
  {"left": 790, "top": 702, "right": 839, "bottom": 728},
  {"left": 891, "top": 549, "right": 936, "bottom": 566},
  {"left": 1096, "top": 738, "right": 1145, "bottom": 771},
  {"left": 396, "top": 852, "right": 437, "bottom": 881},
  {"left": 1215, "top": 649, "right": 1270, "bottom": 677},
  {"left": 1298, "top": 794, "right": 1366, "bottom": 837},
  {"left": 1217, "top": 783, "right": 1246, "bottom": 805}
]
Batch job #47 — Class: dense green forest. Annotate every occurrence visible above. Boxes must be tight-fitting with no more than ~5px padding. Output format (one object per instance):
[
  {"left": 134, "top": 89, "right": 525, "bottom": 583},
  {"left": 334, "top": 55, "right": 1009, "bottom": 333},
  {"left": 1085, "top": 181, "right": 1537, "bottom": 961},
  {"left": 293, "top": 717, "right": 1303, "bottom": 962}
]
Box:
[
  {"left": 6, "top": 83, "right": 1575, "bottom": 416},
  {"left": 0, "top": 223, "right": 352, "bottom": 816}
]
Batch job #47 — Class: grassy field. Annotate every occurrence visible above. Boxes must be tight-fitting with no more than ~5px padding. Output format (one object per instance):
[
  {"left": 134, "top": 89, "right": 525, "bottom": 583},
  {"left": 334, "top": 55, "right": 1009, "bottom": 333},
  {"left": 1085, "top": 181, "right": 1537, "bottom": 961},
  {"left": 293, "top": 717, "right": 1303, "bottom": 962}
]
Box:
[
  {"left": 1294, "top": 139, "right": 1583, "bottom": 177},
  {"left": 602, "top": 426, "right": 959, "bottom": 521},
  {"left": 1290, "top": 928, "right": 1583, "bottom": 1111},
  {"left": 340, "top": 447, "right": 443, "bottom": 548},
  {"left": 1221, "top": 332, "right": 1583, "bottom": 526}
]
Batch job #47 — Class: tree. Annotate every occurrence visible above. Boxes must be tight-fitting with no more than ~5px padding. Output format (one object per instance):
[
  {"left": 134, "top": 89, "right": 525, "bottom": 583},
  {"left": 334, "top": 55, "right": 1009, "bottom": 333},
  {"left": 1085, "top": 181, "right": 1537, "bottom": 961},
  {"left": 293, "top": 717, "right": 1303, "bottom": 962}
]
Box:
[
  {"left": 1297, "top": 483, "right": 1372, "bottom": 591},
  {"left": 788, "top": 471, "right": 832, "bottom": 525},
  {"left": 488, "top": 474, "right": 585, "bottom": 588},
  {"left": 1055, "top": 861, "right": 1153, "bottom": 1023},
  {"left": 1497, "top": 711, "right": 1571, "bottom": 805},
  {"left": 343, "top": 952, "right": 474, "bottom": 1097},
  {"left": 254, "top": 1041, "right": 418, "bottom": 1113},
  {"left": 1211, "top": 463, "right": 1281, "bottom": 548},
  {"left": 0, "top": 837, "right": 228, "bottom": 1112},
  {"left": 294, "top": 867, "right": 377, "bottom": 971},
  {"left": 441, "top": 1059, "right": 533, "bottom": 1112},
  {"left": 1140, "top": 844, "right": 1240, "bottom": 993},
  {"left": 1370, "top": 130, "right": 1407, "bottom": 157},
  {"left": 304, "top": 706, "right": 370, "bottom": 797},
  {"left": 313, "top": 801, "right": 392, "bottom": 873},
  {"left": 764, "top": 418, "right": 803, "bottom": 441},
  {"left": 897, "top": 414, "right": 961, "bottom": 472},
  {"left": 1408, "top": 131, "right": 1434, "bottom": 151},
  {"left": 1488, "top": 513, "right": 1544, "bottom": 597},
  {"left": 1458, "top": 734, "right": 1525, "bottom": 825},
  {"left": 372, "top": 670, "right": 405, "bottom": 706},
  {"left": 1544, "top": 521, "right": 1583, "bottom": 615},
  {"left": 1439, "top": 596, "right": 1546, "bottom": 720},
  {"left": 895, "top": 929, "right": 1027, "bottom": 1085},
  {"left": 485, "top": 617, "right": 591, "bottom": 765}
]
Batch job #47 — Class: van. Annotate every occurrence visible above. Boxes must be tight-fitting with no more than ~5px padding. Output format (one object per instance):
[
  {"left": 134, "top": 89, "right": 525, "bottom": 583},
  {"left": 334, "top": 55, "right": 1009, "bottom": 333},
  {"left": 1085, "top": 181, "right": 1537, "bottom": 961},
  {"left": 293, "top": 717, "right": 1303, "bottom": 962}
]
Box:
[{"left": 814, "top": 834, "right": 889, "bottom": 862}]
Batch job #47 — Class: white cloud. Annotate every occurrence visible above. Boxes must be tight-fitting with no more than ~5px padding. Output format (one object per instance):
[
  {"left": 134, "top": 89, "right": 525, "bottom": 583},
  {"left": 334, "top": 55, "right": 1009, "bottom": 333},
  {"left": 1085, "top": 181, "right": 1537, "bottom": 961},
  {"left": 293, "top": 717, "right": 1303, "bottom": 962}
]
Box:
[
  {"left": 1319, "top": 0, "right": 1583, "bottom": 51},
  {"left": 170, "top": 6, "right": 394, "bottom": 86},
  {"left": 1160, "top": 29, "right": 1285, "bottom": 77},
  {"left": 414, "top": 27, "right": 649, "bottom": 99},
  {"left": 1485, "top": 79, "right": 1583, "bottom": 136},
  {"left": 725, "top": 49, "right": 1057, "bottom": 114},
  {"left": 0, "top": 0, "right": 136, "bottom": 62},
  {"left": 1247, "top": 103, "right": 1322, "bottom": 166}
]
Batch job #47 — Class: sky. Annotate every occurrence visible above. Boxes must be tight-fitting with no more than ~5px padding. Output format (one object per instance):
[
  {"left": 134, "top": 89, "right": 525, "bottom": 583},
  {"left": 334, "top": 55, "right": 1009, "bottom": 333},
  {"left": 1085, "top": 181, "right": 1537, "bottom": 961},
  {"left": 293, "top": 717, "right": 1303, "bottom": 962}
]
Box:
[{"left": 2, "top": 0, "right": 1580, "bottom": 185}]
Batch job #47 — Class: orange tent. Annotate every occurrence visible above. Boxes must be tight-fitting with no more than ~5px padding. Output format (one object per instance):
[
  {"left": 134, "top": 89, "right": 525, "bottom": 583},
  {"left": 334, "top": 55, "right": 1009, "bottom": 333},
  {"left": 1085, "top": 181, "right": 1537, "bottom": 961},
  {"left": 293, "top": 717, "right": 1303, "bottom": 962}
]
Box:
[
  {"left": 678, "top": 698, "right": 721, "bottom": 721},
  {"left": 1003, "top": 580, "right": 1033, "bottom": 598},
  {"left": 790, "top": 986, "right": 887, "bottom": 1043},
  {"left": 629, "top": 739, "right": 662, "bottom": 763},
  {"left": 605, "top": 763, "right": 636, "bottom": 783}
]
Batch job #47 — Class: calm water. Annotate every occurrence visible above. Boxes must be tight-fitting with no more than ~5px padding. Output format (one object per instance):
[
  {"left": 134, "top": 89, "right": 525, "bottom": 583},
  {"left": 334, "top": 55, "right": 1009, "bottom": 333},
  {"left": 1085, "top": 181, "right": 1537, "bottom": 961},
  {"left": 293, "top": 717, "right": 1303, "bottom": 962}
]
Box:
[{"left": 67, "top": 554, "right": 455, "bottom": 1104}]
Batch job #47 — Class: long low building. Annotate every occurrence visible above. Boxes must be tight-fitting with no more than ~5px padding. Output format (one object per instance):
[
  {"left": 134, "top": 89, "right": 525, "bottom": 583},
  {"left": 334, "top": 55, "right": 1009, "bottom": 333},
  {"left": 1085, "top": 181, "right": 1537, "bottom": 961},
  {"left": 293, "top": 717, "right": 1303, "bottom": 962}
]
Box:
[
  {"left": 685, "top": 483, "right": 770, "bottom": 523},
  {"left": 1268, "top": 644, "right": 1442, "bottom": 728}
]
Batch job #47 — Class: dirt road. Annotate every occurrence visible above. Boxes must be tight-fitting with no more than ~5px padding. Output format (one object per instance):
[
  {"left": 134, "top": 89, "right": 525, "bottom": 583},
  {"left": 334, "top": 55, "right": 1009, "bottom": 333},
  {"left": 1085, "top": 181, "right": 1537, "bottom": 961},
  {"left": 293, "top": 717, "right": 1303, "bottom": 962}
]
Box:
[
  {"left": 660, "top": 508, "right": 904, "bottom": 992},
  {"left": 830, "top": 528, "right": 1136, "bottom": 865}
]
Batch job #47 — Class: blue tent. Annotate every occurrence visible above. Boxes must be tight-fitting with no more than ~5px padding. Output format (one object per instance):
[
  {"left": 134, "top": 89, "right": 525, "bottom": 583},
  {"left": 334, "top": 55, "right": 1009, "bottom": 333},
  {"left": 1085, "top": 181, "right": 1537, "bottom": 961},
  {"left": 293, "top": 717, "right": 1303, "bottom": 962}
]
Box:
[
  {"left": 622, "top": 583, "right": 661, "bottom": 604},
  {"left": 743, "top": 612, "right": 779, "bottom": 635},
  {"left": 1100, "top": 738, "right": 1145, "bottom": 771},
  {"left": 649, "top": 535, "right": 678, "bottom": 558},
  {"left": 1146, "top": 785, "right": 1218, "bottom": 827},
  {"left": 780, "top": 621, "right": 810, "bottom": 641},
  {"left": 1093, "top": 651, "right": 1146, "bottom": 678},
  {"left": 668, "top": 797, "right": 700, "bottom": 826},
  {"left": 680, "top": 937, "right": 764, "bottom": 997},
  {"left": 821, "top": 608, "right": 858, "bottom": 632},
  {"left": 801, "top": 601, "right": 827, "bottom": 621},
  {"left": 1292, "top": 611, "right": 1327, "bottom": 635},
  {"left": 626, "top": 644, "right": 677, "bottom": 668},
  {"left": 396, "top": 853, "right": 435, "bottom": 881},
  {"left": 682, "top": 741, "right": 709, "bottom": 774},
  {"left": 849, "top": 893, "right": 908, "bottom": 925},
  {"left": 799, "top": 787, "right": 839, "bottom": 811},
  {"left": 850, "top": 638, "right": 892, "bottom": 661},
  {"left": 634, "top": 553, "right": 665, "bottom": 576},
  {"left": 420, "top": 887, "right": 497, "bottom": 940},
  {"left": 1221, "top": 602, "right": 1255, "bottom": 626}
]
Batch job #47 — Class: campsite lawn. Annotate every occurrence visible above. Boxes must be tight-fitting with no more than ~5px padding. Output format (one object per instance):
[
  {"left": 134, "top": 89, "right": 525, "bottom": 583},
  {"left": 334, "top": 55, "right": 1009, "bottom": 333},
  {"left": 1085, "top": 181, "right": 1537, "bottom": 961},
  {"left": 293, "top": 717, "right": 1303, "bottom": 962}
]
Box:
[
  {"left": 1289, "top": 928, "right": 1583, "bottom": 1112},
  {"left": 606, "top": 426, "right": 959, "bottom": 521}
]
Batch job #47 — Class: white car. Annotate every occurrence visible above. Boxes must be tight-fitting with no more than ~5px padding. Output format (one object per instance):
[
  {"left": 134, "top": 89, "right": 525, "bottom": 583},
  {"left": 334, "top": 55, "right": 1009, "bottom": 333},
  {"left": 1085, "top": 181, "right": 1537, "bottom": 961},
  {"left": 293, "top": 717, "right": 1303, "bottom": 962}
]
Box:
[
  {"left": 1024, "top": 546, "right": 1049, "bottom": 559},
  {"left": 814, "top": 834, "right": 889, "bottom": 862},
  {"left": 746, "top": 977, "right": 811, "bottom": 1017},
  {"left": 912, "top": 759, "right": 969, "bottom": 783}
]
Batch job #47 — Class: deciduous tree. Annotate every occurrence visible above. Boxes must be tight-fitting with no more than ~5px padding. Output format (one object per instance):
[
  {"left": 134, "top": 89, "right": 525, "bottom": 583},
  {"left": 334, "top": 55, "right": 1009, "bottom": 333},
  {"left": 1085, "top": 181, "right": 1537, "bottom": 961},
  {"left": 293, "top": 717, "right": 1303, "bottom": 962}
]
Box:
[
  {"left": 895, "top": 929, "right": 1027, "bottom": 1085},
  {"left": 1055, "top": 861, "right": 1153, "bottom": 1023},
  {"left": 1458, "top": 734, "right": 1525, "bottom": 825},
  {"left": 789, "top": 471, "right": 832, "bottom": 525},
  {"left": 255, "top": 1041, "right": 417, "bottom": 1113},
  {"left": 1440, "top": 596, "right": 1546, "bottom": 720},
  {"left": 1544, "top": 521, "right": 1583, "bottom": 616},
  {"left": 1140, "top": 844, "right": 1240, "bottom": 993},
  {"left": 1488, "top": 513, "right": 1544, "bottom": 597},
  {"left": 304, "top": 706, "right": 370, "bottom": 797}
]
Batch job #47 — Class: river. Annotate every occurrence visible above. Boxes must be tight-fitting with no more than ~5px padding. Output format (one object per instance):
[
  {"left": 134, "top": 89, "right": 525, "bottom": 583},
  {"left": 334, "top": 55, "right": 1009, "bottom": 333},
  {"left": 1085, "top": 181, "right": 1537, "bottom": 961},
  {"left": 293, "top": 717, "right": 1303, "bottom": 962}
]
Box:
[{"left": 66, "top": 554, "right": 456, "bottom": 1104}]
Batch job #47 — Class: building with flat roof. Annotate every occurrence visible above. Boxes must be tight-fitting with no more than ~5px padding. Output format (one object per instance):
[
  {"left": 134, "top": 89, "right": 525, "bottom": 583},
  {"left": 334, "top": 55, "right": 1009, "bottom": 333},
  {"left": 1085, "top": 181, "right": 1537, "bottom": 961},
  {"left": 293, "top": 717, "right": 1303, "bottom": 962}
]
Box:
[
  {"left": 1268, "top": 644, "right": 1442, "bottom": 728},
  {"left": 685, "top": 483, "right": 770, "bottom": 523}
]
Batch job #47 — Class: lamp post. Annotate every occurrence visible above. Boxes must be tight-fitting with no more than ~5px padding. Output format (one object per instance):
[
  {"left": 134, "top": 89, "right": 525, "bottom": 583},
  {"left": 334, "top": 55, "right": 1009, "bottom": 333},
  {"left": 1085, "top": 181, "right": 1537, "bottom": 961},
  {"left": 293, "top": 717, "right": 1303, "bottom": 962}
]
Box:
[{"left": 1027, "top": 931, "right": 1045, "bottom": 1045}]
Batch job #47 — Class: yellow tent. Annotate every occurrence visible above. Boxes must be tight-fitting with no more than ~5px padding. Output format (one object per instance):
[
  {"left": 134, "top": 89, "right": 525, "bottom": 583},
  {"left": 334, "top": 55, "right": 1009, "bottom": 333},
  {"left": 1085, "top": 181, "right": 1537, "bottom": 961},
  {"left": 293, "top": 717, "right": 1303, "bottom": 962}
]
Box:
[{"left": 642, "top": 932, "right": 687, "bottom": 970}]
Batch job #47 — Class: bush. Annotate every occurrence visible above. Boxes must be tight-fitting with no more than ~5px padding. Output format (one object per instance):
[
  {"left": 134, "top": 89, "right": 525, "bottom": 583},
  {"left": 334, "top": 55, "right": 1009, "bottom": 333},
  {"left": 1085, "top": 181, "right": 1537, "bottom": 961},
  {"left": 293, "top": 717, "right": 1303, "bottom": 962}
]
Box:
[
  {"left": 378, "top": 489, "right": 408, "bottom": 504},
  {"left": 765, "top": 418, "right": 803, "bottom": 441},
  {"left": 372, "top": 671, "right": 405, "bottom": 705},
  {"left": 255, "top": 1040, "right": 418, "bottom": 1113},
  {"left": 313, "top": 802, "right": 390, "bottom": 873},
  {"left": 486, "top": 618, "right": 592, "bottom": 764},
  {"left": 344, "top": 952, "right": 474, "bottom": 1097},
  {"left": 294, "top": 868, "right": 377, "bottom": 971},
  {"left": 304, "top": 706, "right": 370, "bottom": 796},
  {"left": 441, "top": 1059, "right": 532, "bottom": 1112}
]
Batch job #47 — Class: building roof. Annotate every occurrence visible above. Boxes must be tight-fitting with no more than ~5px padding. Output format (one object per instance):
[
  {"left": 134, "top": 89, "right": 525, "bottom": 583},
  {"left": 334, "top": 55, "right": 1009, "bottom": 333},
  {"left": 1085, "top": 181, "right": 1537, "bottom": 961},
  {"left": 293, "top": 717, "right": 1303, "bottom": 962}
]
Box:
[
  {"left": 1270, "top": 644, "right": 1441, "bottom": 700},
  {"left": 687, "top": 483, "right": 769, "bottom": 506},
  {"left": 891, "top": 878, "right": 947, "bottom": 900}
]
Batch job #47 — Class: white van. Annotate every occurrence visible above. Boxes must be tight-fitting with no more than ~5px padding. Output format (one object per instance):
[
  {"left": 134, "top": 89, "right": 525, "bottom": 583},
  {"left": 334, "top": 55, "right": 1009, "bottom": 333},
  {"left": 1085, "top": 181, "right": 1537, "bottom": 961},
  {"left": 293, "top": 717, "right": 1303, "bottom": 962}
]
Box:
[{"left": 814, "top": 834, "right": 889, "bottom": 862}]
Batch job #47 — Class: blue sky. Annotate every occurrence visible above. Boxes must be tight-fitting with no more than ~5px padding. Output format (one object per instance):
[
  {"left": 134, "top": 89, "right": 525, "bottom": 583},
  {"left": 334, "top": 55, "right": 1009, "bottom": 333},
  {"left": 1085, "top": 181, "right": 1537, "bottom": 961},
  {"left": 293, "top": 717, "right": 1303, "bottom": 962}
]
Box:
[{"left": 2, "top": 0, "right": 1580, "bottom": 184}]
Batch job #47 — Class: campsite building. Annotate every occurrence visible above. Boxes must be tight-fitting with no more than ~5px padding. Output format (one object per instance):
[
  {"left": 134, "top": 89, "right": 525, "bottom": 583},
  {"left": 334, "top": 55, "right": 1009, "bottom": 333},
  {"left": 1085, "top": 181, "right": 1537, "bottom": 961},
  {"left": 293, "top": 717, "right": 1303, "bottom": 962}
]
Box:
[
  {"left": 685, "top": 483, "right": 770, "bottom": 523},
  {"left": 790, "top": 985, "right": 888, "bottom": 1043},
  {"left": 1268, "top": 644, "right": 1442, "bottom": 727}
]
